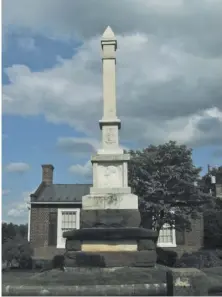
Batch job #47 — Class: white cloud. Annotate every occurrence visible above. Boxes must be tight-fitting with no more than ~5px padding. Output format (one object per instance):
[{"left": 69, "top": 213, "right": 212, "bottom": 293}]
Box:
[
  {"left": 3, "top": 0, "right": 222, "bottom": 57},
  {"left": 2, "top": 31, "right": 222, "bottom": 148},
  {"left": 2, "top": 0, "right": 222, "bottom": 148},
  {"left": 5, "top": 162, "right": 30, "bottom": 173},
  {"left": 7, "top": 191, "right": 31, "bottom": 218},
  {"left": 165, "top": 107, "right": 222, "bottom": 147},
  {"left": 69, "top": 160, "right": 92, "bottom": 178},
  {"left": 7, "top": 208, "right": 23, "bottom": 217}
]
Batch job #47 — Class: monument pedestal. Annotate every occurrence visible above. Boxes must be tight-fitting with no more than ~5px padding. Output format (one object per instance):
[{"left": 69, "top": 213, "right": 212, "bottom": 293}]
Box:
[{"left": 63, "top": 227, "right": 158, "bottom": 267}]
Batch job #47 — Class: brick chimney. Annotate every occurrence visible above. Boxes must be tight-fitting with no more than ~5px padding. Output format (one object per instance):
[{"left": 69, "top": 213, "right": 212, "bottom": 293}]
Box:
[{"left": 41, "top": 164, "right": 54, "bottom": 185}]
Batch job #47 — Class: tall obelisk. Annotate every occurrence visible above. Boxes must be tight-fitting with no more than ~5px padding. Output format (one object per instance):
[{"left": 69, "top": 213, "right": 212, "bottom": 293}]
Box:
[
  {"left": 98, "top": 26, "right": 122, "bottom": 155},
  {"left": 82, "top": 26, "right": 139, "bottom": 227}
]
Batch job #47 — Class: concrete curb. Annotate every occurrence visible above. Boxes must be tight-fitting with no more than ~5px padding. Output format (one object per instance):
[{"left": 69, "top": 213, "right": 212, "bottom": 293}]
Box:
[{"left": 3, "top": 283, "right": 167, "bottom": 296}]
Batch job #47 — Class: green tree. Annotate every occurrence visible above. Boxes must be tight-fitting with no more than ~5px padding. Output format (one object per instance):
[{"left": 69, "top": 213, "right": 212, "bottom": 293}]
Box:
[
  {"left": 17, "top": 224, "right": 28, "bottom": 239},
  {"left": 2, "top": 235, "right": 33, "bottom": 269},
  {"left": 128, "top": 141, "right": 210, "bottom": 233},
  {"left": 2, "top": 223, "right": 16, "bottom": 243},
  {"left": 2, "top": 223, "right": 28, "bottom": 243}
]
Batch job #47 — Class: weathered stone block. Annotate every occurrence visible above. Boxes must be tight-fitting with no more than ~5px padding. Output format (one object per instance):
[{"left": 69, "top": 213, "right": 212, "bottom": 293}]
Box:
[
  {"left": 66, "top": 239, "right": 81, "bottom": 251},
  {"left": 137, "top": 239, "right": 155, "bottom": 251},
  {"left": 64, "top": 251, "right": 156, "bottom": 268},
  {"left": 91, "top": 153, "right": 130, "bottom": 162},
  {"left": 82, "top": 193, "right": 138, "bottom": 210},
  {"left": 63, "top": 227, "right": 158, "bottom": 241},
  {"left": 166, "top": 268, "right": 208, "bottom": 296},
  {"left": 81, "top": 240, "right": 137, "bottom": 252},
  {"left": 90, "top": 187, "right": 131, "bottom": 195},
  {"left": 80, "top": 209, "right": 141, "bottom": 228}
]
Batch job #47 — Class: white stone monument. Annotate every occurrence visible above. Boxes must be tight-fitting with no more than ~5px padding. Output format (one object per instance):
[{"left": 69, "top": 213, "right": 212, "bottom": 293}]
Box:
[
  {"left": 82, "top": 26, "right": 138, "bottom": 213},
  {"left": 64, "top": 27, "right": 157, "bottom": 266}
]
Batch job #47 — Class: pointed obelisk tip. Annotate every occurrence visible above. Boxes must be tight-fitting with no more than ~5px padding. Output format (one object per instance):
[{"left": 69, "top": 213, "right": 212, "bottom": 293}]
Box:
[{"left": 102, "top": 26, "right": 116, "bottom": 39}]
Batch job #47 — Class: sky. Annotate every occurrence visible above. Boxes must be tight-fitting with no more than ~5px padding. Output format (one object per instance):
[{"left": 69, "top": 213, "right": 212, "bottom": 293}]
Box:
[{"left": 2, "top": 0, "right": 222, "bottom": 224}]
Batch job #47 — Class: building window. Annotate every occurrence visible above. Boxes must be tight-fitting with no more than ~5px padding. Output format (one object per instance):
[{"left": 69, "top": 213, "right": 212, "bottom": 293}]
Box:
[
  {"left": 57, "top": 208, "right": 80, "bottom": 248},
  {"left": 157, "top": 223, "right": 176, "bottom": 247}
]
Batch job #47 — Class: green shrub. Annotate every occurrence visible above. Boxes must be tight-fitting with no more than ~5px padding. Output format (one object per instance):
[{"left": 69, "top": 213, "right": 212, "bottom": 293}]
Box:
[
  {"left": 215, "top": 249, "right": 222, "bottom": 259},
  {"left": 33, "top": 259, "right": 45, "bottom": 270},
  {"left": 204, "top": 210, "right": 222, "bottom": 248},
  {"left": 156, "top": 247, "right": 178, "bottom": 267},
  {"left": 2, "top": 235, "right": 33, "bottom": 269},
  {"left": 174, "top": 250, "right": 222, "bottom": 269},
  {"left": 32, "top": 259, "right": 52, "bottom": 271},
  {"left": 52, "top": 255, "right": 64, "bottom": 270}
]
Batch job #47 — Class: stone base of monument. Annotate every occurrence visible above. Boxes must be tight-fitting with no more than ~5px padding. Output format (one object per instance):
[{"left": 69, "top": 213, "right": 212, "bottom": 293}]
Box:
[
  {"left": 80, "top": 209, "right": 141, "bottom": 228},
  {"left": 64, "top": 251, "right": 156, "bottom": 268},
  {"left": 63, "top": 227, "right": 158, "bottom": 268},
  {"left": 2, "top": 267, "right": 209, "bottom": 296}
]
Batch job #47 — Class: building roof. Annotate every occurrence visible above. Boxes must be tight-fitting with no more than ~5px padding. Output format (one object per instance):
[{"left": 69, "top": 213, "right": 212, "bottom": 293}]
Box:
[{"left": 32, "top": 184, "right": 91, "bottom": 203}]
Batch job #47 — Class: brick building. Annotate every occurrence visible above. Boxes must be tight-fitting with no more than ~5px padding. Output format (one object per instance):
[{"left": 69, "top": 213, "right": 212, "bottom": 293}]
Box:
[{"left": 29, "top": 164, "right": 205, "bottom": 259}]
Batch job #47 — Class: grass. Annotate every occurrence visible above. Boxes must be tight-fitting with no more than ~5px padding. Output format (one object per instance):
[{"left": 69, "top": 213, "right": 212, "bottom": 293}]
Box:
[
  {"left": 2, "top": 267, "right": 167, "bottom": 286},
  {"left": 202, "top": 266, "right": 222, "bottom": 291}
]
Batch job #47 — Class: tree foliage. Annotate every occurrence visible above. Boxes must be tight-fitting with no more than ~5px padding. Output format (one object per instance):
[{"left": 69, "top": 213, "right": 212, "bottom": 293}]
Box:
[
  {"left": 128, "top": 141, "right": 211, "bottom": 233},
  {"left": 2, "top": 235, "right": 33, "bottom": 269},
  {"left": 2, "top": 222, "right": 30, "bottom": 269},
  {"left": 2, "top": 222, "right": 28, "bottom": 244}
]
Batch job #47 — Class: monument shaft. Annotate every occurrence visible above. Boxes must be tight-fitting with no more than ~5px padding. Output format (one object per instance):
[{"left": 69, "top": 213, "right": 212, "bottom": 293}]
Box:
[
  {"left": 101, "top": 26, "right": 117, "bottom": 120},
  {"left": 103, "top": 59, "right": 116, "bottom": 119}
]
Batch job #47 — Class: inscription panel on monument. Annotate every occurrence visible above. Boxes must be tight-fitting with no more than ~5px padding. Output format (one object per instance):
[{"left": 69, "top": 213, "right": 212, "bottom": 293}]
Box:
[
  {"left": 97, "top": 163, "right": 122, "bottom": 188},
  {"left": 103, "top": 126, "right": 118, "bottom": 148}
]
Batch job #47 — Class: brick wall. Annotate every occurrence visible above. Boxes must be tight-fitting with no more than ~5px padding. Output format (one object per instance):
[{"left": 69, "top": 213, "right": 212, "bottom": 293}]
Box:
[
  {"left": 30, "top": 204, "right": 81, "bottom": 259},
  {"left": 184, "top": 215, "right": 204, "bottom": 248},
  {"left": 33, "top": 246, "right": 65, "bottom": 259},
  {"left": 175, "top": 215, "right": 204, "bottom": 249},
  {"left": 30, "top": 206, "right": 51, "bottom": 248},
  {"left": 216, "top": 184, "right": 222, "bottom": 198}
]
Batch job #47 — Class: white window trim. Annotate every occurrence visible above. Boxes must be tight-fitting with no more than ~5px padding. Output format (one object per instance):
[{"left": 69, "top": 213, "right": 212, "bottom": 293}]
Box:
[
  {"left": 157, "top": 223, "right": 177, "bottom": 248},
  {"left": 57, "top": 208, "right": 80, "bottom": 249},
  {"left": 27, "top": 204, "right": 31, "bottom": 242}
]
